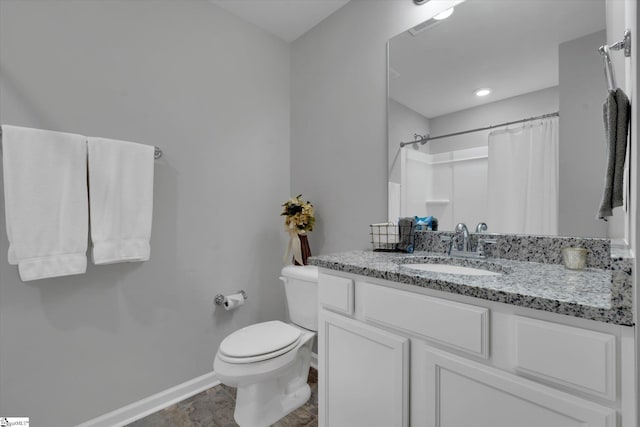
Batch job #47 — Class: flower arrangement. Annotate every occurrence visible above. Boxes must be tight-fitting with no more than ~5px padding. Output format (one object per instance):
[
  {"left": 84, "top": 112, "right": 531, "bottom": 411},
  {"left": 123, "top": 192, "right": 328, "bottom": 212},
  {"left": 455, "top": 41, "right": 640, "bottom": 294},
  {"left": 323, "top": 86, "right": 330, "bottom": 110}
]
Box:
[
  {"left": 281, "top": 195, "right": 315, "bottom": 265},
  {"left": 281, "top": 194, "right": 315, "bottom": 234}
]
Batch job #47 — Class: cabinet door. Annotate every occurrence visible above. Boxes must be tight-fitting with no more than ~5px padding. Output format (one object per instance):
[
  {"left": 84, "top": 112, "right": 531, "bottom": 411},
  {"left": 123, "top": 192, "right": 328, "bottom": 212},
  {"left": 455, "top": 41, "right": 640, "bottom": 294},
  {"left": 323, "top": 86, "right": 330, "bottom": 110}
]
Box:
[
  {"left": 414, "top": 345, "right": 616, "bottom": 427},
  {"left": 318, "top": 310, "right": 409, "bottom": 427}
]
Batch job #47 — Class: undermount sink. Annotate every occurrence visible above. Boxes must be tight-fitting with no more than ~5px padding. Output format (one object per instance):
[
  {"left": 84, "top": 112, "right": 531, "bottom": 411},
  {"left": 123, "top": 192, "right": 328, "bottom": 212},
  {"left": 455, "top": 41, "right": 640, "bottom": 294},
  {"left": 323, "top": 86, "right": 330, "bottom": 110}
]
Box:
[{"left": 400, "top": 263, "right": 502, "bottom": 276}]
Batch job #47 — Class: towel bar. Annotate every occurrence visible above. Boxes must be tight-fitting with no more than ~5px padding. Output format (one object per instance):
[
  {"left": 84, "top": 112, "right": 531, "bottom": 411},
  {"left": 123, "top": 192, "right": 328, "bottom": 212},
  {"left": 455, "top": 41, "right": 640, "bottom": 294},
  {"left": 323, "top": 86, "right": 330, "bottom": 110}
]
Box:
[
  {"left": 598, "top": 30, "right": 631, "bottom": 92},
  {"left": 0, "top": 126, "right": 163, "bottom": 160},
  {"left": 599, "top": 29, "right": 631, "bottom": 58}
]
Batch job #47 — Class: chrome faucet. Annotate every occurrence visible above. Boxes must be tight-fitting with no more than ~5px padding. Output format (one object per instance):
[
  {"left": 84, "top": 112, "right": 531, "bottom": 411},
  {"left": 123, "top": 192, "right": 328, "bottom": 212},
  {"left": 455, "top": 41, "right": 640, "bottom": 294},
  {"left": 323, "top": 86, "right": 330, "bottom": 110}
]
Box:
[
  {"left": 443, "top": 222, "right": 496, "bottom": 259},
  {"left": 455, "top": 223, "right": 472, "bottom": 252}
]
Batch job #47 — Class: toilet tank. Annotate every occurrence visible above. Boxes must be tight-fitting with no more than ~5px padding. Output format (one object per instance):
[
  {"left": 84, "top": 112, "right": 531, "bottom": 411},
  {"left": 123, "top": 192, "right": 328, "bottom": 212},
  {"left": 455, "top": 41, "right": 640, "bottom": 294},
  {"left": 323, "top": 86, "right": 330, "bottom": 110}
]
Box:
[{"left": 280, "top": 265, "right": 318, "bottom": 331}]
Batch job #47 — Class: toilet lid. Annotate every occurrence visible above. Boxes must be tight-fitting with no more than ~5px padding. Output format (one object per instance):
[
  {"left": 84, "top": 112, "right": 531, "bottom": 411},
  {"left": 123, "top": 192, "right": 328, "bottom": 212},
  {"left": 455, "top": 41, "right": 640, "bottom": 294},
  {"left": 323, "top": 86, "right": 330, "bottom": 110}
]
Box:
[{"left": 219, "top": 320, "right": 302, "bottom": 360}]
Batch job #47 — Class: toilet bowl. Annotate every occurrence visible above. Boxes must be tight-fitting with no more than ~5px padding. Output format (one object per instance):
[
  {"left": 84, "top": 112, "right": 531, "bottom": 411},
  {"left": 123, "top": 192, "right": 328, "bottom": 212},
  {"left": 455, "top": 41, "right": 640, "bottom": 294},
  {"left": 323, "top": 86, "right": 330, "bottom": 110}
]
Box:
[{"left": 213, "top": 265, "right": 318, "bottom": 427}]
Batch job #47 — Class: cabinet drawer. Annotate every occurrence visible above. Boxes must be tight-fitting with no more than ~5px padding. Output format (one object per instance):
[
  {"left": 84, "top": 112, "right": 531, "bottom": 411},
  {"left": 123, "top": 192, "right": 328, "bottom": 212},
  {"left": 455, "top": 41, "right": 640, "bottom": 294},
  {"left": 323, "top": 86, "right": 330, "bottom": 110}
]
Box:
[
  {"left": 361, "top": 283, "right": 489, "bottom": 358},
  {"left": 319, "top": 273, "right": 354, "bottom": 315},
  {"left": 513, "top": 316, "right": 616, "bottom": 400}
]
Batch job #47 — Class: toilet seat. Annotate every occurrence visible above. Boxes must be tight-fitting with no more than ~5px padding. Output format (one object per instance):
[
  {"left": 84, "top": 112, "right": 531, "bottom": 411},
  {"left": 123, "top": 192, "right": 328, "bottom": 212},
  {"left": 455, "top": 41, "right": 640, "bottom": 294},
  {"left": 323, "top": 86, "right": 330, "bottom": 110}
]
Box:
[
  {"left": 214, "top": 328, "right": 315, "bottom": 389},
  {"left": 218, "top": 320, "right": 302, "bottom": 364}
]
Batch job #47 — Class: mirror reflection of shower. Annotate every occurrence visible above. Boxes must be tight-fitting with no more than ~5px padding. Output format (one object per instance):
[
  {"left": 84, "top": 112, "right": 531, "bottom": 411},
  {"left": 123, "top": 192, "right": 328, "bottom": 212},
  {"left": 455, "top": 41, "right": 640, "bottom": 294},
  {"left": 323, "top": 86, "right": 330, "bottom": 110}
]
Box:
[
  {"left": 399, "top": 113, "right": 559, "bottom": 235},
  {"left": 387, "top": 0, "right": 624, "bottom": 239}
]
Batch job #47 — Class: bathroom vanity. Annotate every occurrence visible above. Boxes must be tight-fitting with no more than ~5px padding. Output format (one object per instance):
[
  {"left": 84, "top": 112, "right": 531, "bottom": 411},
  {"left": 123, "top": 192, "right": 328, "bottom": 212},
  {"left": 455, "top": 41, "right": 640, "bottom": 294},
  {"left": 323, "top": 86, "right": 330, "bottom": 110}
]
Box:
[
  {"left": 311, "top": 242, "right": 636, "bottom": 427},
  {"left": 345, "top": 0, "right": 638, "bottom": 424}
]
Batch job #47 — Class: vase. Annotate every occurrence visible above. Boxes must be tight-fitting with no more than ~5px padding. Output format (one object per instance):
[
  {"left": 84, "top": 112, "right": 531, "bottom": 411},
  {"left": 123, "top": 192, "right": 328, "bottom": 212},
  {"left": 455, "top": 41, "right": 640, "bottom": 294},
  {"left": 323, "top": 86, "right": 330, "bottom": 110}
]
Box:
[{"left": 294, "top": 234, "right": 312, "bottom": 266}]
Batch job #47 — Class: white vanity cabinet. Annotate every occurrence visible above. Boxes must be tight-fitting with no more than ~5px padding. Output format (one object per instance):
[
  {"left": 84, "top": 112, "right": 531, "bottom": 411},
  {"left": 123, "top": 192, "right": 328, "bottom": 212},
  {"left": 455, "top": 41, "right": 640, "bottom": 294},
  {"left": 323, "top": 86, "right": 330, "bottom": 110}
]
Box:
[
  {"left": 318, "top": 310, "right": 410, "bottom": 427},
  {"left": 413, "top": 347, "right": 615, "bottom": 427},
  {"left": 317, "top": 271, "right": 635, "bottom": 427},
  {"left": 318, "top": 273, "right": 410, "bottom": 427}
]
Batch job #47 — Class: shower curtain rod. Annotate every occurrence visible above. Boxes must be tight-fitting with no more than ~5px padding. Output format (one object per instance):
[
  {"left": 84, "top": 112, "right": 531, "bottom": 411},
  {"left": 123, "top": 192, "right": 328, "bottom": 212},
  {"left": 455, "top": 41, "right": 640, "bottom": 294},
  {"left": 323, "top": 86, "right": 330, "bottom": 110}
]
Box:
[
  {"left": 399, "top": 111, "right": 559, "bottom": 148},
  {"left": 0, "top": 127, "right": 163, "bottom": 159}
]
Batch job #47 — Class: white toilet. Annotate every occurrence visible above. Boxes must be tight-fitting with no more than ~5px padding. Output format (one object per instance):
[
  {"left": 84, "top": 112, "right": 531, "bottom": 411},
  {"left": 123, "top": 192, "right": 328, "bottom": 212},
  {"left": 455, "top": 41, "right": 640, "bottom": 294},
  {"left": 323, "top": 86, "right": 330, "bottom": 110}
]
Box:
[{"left": 213, "top": 265, "right": 318, "bottom": 427}]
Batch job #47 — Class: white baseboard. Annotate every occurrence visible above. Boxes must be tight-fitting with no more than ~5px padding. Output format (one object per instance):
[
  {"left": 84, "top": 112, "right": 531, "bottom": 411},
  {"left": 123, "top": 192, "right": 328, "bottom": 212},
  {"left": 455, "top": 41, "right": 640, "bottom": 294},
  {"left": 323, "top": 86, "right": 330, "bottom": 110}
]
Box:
[
  {"left": 78, "top": 354, "right": 318, "bottom": 427},
  {"left": 76, "top": 372, "right": 219, "bottom": 427}
]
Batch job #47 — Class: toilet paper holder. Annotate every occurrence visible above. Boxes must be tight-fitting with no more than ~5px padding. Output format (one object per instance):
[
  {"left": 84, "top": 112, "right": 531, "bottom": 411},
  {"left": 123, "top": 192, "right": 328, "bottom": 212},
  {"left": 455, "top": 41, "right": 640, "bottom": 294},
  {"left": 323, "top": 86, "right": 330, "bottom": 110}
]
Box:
[{"left": 214, "top": 290, "right": 248, "bottom": 306}]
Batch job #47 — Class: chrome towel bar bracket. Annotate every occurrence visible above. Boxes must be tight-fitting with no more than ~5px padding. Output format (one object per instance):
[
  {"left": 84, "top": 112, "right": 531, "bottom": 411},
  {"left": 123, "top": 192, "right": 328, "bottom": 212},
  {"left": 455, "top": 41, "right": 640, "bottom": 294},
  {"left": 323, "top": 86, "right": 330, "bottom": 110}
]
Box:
[{"left": 599, "top": 29, "right": 631, "bottom": 58}]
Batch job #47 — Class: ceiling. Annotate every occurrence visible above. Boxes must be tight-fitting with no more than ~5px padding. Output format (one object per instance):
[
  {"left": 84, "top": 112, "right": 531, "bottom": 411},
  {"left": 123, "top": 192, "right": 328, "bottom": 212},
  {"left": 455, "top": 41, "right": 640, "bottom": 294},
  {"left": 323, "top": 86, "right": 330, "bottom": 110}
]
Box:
[
  {"left": 389, "top": 0, "right": 606, "bottom": 119},
  {"left": 209, "top": 0, "right": 351, "bottom": 43}
]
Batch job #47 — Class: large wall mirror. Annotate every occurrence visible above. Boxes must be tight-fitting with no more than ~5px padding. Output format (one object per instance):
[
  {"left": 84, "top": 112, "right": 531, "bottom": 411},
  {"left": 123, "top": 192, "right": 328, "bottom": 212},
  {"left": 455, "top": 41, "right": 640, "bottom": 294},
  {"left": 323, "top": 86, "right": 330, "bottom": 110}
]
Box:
[{"left": 388, "top": 0, "right": 629, "bottom": 240}]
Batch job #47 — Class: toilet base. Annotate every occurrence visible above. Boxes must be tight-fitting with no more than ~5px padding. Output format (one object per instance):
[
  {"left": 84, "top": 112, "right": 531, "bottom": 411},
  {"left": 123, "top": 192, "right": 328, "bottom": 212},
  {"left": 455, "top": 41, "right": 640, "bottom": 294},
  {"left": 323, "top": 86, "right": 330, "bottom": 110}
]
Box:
[
  {"left": 234, "top": 380, "right": 311, "bottom": 427},
  {"left": 231, "top": 331, "right": 314, "bottom": 427}
]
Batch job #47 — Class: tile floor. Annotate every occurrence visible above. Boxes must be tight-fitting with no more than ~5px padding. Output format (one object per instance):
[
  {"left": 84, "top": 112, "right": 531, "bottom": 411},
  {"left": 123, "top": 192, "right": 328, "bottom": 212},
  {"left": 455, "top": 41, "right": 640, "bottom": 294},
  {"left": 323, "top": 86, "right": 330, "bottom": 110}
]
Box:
[{"left": 127, "top": 368, "right": 318, "bottom": 427}]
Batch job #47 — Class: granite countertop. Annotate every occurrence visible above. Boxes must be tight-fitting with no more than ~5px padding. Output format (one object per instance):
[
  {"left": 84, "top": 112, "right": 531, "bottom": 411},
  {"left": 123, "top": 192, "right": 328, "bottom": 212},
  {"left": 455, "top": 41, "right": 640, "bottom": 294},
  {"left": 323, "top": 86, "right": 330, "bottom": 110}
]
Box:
[{"left": 309, "top": 250, "right": 634, "bottom": 326}]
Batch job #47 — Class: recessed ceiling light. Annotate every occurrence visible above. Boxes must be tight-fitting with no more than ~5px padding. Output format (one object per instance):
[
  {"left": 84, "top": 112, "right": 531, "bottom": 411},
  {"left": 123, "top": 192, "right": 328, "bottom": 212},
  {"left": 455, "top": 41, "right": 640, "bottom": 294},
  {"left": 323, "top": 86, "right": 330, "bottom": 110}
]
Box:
[
  {"left": 474, "top": 88, "right": 491, "bottom": 97},
  {"left": 433, "top": 7, "right": 454, "bottom": 20}
]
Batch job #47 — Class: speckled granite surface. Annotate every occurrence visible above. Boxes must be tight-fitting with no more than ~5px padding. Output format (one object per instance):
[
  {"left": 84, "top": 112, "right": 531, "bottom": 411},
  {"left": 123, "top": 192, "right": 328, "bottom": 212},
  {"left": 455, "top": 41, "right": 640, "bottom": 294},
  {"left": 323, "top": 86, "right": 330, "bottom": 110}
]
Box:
[
  {"left": 309, "top": 250, "right": 634, "bottom": 326},
  {"left": 414, "top": 231, "right": 611, "bottom": 268}
]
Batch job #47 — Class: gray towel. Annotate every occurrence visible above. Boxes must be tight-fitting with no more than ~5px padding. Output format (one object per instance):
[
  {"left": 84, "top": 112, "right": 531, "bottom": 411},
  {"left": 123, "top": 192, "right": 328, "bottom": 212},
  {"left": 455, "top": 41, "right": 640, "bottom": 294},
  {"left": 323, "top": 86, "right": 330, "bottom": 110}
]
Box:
[
  {"left": 612, "top": 89, "right": 630, "bottom": 206},
  {"left": 598, "top": 88, "right": 630, "bottom": 219},
  {"left": 397, "top": 217, "right": 415, "bottom": 253}
]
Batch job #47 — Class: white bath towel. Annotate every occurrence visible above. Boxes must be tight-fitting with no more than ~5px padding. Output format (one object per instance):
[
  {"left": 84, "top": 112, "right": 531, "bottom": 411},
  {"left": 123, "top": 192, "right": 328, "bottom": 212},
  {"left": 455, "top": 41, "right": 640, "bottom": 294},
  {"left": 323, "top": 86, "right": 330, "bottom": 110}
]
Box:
[
  {"left": 87, "top": 137, "right": 154, "bottom": 264},
  {"left": 1, "top": 125, "right": 88, "bottom": 281}
]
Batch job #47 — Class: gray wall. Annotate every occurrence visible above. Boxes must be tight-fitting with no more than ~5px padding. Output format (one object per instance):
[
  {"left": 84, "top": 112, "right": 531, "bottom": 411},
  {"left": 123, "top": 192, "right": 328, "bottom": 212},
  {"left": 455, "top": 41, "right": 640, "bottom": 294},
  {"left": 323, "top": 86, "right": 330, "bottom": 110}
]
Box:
[
  {"left": 388, "top": 98, "right": 430, "bottom": 184},
  {"left": 558, "top": 30, "right": 609, "bottom": 238},
  {"left": 291, "top": 0, "right": 460, "bottom": 253},
  {"left": 0, "top": 1, "right": 290, "bottom": 425},
  {"left": 428, "top": 87, "right": 559, "bottom": 154}
]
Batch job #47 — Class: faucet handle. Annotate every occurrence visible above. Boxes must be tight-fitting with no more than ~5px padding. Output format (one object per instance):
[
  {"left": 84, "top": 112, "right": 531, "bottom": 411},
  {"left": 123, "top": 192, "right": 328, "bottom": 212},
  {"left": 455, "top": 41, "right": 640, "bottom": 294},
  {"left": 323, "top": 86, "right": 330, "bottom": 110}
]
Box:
[
  {"left": 440, "top": 235, "right": 454, "bottom": 256},
  {"left": 475, "top": 222, "right": 488, "bottom": 233},
  {"left": 476, "top": 238, "right": 497, "bottom": 258},
  {"left": 478, "top": 237, "right": 497, "bottom": 244}
]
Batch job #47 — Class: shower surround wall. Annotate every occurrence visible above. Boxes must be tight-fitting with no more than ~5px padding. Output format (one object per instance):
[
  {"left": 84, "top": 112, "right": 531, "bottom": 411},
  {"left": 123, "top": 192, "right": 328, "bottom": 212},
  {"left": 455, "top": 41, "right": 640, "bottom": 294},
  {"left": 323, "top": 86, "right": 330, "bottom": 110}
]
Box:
[
  {"left": 0, "top": 1, "right": 290, "bottom": 425},
  {"left": 388, "top": 98, "right": 430, "bottom": 184}
]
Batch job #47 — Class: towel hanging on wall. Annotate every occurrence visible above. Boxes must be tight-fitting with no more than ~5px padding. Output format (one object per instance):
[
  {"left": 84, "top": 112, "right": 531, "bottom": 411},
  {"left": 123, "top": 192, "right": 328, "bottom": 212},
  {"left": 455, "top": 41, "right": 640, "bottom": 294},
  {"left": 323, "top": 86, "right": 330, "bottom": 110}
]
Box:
[
  {"left": 597, "top": 88, "right": 630, "bottom": 220},
  {"left": 87, "top": 137, "right": 155, "bottom": 264},
  {"left": 1, "top": 124, "right": 158, "bottom": 279},
  {"left": 1, "top": 125, "right": 89, "bottom": 281}
]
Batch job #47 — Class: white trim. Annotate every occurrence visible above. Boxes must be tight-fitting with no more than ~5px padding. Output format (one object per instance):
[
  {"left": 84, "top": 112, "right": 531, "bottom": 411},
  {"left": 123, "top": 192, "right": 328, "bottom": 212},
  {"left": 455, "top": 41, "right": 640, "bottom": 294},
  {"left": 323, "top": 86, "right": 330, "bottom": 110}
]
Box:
[
  {"left": 76, "top": 372, "right": 219, "bottom": 427},
  {"left": 426, "top": 154, "right": 488, "bottom": 165},
  {"left": 78, "top": 354, "right": 318, "bottom": 427}
]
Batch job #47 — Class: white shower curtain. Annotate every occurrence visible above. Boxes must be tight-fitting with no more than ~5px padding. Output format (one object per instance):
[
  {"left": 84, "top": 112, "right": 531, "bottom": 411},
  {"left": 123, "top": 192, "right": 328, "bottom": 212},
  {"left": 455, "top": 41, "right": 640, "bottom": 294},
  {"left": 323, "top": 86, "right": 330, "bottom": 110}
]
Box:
[{"left": 487, "top": 118, "right": 559, "bottom": 235}]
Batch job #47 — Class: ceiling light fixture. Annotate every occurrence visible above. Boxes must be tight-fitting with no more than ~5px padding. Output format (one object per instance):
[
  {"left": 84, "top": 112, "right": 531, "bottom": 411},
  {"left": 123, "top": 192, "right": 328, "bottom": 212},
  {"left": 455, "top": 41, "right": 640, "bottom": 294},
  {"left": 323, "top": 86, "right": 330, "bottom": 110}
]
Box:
[
  {"left": 474, "top": 88, "right": 491, "bottom": 97},
  {"left": 409, "top": 4, "right": 454, "bottom": 37},
  {"left": 433, "top": 7, "right": 454, "bottom": 20}
]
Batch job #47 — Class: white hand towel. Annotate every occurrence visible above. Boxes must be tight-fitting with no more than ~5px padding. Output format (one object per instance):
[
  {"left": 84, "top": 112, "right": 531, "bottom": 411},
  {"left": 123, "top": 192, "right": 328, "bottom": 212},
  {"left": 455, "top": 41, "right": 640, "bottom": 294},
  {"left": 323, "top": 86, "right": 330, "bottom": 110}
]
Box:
[
  {"left": 87, "top": 137, "right": 154, "bottom": 264},
  {"left": 1, "top": 125, "right": 88, "bottom": 281}
]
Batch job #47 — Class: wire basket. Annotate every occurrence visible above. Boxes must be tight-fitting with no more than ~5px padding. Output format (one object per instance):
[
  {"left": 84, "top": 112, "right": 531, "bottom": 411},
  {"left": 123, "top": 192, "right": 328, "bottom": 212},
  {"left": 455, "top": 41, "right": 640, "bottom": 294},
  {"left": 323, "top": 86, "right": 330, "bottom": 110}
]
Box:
[
  {"left": 370, "top": 220, "right": 415, "bottom": 252},
  {"left": 370, "top": 223, "right": 399, "bottom": 251}
]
